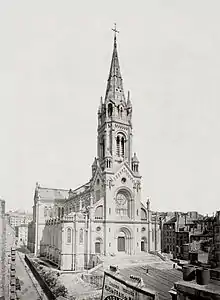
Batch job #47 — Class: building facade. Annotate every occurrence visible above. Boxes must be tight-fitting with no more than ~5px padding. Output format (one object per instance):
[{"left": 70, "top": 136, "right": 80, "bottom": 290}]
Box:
[
  {"left": 27, "top": 185, "right": 69, "bottom": 254},
  {"left": 0, "top": 199, "right": 16, "bottom": 300},
  {"left": 0, "top": 199, "right": 6, "bottom": 299},
  {"left": 213, "top": 211, "right": 220, "bottom": 266},
  {"left": 161, "top": 212, "right": 204, "bottom": 259},
  {"left": 5, "top": 210, "right": 32, "bottom": 228},
  {"left": 208, "top": 210, "right": 220, "bottom": 267},
  {"left": 172, "top": 211, "right": 220, "bottom": 300},
  {"left": 17, "top": 224, "right": 28, "bottom": 247},
  {"left": 33, "top": 32, "right": 161, "bottom": 270}
]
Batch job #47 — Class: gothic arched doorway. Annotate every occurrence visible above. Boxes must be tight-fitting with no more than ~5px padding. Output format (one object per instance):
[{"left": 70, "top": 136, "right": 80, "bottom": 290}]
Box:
[
  {"left": 95, "top": 237, "right": 103, "bottom": 254},
  {"left": 141, "top": 237, "right": 147, "bottom": 252},
  {"left": 117, "top": 227, "right": 132, "bottom": 254},
  {"left": 118, "top": 231, "right": 126, "bottom": 252}
]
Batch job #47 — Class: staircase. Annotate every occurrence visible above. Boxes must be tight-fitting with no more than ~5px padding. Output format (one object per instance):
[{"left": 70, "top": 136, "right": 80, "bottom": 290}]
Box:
[{"left": 96, "top": 252, "right": 169, "bottom": 270}]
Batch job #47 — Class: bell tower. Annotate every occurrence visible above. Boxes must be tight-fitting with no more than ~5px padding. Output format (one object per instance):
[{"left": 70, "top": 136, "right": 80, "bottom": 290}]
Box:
[{"left": 97, "top": 25, "right": 136, "bottom": 173}]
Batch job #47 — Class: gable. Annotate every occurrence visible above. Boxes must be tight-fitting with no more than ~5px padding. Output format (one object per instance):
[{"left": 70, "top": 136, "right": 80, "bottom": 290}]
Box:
[
  {"left": 91, "top": 165, "right": 103, "bottom": 188},
  {"left": 91, "top": 166, "right": 104, "bottom": 204},
  {"left": 111, "top": 163, "right": 135, "bottom": 184},
  {"left": 109, "top": 162, "right": 141, "bottom": 192}
]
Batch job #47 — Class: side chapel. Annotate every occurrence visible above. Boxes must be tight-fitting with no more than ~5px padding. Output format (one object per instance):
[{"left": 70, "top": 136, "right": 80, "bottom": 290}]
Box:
[{"left": 37, "top": 28, "right": 161, "bottom": 270}]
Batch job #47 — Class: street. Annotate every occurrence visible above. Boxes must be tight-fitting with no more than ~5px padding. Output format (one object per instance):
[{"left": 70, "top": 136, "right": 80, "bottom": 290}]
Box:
[{"left": 14, "top": 251, "right": 48, "bottom": 300}]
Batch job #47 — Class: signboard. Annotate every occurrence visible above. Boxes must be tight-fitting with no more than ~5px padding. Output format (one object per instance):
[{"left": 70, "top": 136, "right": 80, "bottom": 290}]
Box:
[{"left": 101, "top": 271, "right": 156, "bottom": 300}]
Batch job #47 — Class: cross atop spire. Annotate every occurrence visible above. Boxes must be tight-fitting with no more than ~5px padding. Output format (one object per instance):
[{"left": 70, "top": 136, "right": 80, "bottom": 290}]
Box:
[{"left": 112, "top": 23, "right": 119, "bottom": 42}]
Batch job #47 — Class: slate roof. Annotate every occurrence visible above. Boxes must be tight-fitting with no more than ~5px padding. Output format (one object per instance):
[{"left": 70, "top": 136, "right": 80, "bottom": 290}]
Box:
[
  {"left": 119, "top": 265, "right": 182, "bottom": 300},
  {"left": 69, "top": 182, "right": 91, "bottom": 197},
  {"left": 37, "top": 187, "right": 69, "bottom": 201}
]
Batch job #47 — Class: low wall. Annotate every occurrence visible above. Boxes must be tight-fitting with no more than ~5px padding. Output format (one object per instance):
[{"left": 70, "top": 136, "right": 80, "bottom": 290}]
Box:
[{"left": 24, "top": 254, "right": 55, "bottom": 300}]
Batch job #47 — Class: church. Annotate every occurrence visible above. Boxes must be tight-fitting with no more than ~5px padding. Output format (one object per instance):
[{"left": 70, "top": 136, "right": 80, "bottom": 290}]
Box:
[{"left": 29, "top": 28, "right": 161, "bottom": 271}]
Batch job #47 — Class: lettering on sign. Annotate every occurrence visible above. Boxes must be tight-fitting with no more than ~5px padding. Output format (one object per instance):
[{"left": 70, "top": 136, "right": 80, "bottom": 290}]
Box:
[{"left": 101, "top": 272, "right": 156, "bottom": 300}]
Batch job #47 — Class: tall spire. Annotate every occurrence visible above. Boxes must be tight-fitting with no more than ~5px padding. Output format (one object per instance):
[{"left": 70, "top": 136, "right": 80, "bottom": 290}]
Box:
[{"left": 105, "top": 24, "right": 125, "bottom": 104}]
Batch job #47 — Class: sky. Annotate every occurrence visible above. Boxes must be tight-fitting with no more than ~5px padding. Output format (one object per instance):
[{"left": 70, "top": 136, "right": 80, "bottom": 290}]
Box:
[{"left": 0, "top": 0, "right": 220, "bottom": 215}]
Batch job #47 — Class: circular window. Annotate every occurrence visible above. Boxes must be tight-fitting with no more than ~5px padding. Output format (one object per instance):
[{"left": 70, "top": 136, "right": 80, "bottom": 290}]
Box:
[
  {"left": 121, "top": 177, "right": 126, "bottom": 184},
  {"left": 96, "top": 226, "right": 101, "bottom": 232},
  {"left": 141, "top": 227, "right": 146, "bottom": 232}
]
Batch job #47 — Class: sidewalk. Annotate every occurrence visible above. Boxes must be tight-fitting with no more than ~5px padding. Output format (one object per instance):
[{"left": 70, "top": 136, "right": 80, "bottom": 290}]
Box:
[{"left": 15, "top": 251, "right": 48, "bottom": 300}]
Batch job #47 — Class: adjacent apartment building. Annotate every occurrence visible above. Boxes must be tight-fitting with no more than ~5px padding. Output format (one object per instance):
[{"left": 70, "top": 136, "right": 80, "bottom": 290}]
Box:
[
  {"left": 6, "top": 210, "right": 32, "bottom": 228},
  {"left": 161, "top": 211, "right": 204, "bottom": 258},
  {"left": 0, "top": 199, "right": 6, "bottom": 299}
]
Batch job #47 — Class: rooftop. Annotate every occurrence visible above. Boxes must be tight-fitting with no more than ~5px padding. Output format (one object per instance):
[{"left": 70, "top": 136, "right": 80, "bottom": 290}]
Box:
[
  {"left": 36, "top": 186, "right": 69, "bottom": 201},
  {"left": 68, "top": 182, "right": 91, "bottom": 198},
  {"left": 90, "top": 253, "right": 182, "bottom": 299},
  {"left": 36, "top": 181, "right": 91, "bottom": 203},
  {"left": 119, "top": 265, "right": 182, "bottom": 300},
  {"left": 175, "top": 279, "right": 220, "bottom": 298}
]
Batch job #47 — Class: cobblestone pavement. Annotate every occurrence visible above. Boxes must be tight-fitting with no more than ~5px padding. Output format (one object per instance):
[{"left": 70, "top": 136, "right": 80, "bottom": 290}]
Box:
[{"left": 14, "top": 251, "right": 48, "bottom": 300}]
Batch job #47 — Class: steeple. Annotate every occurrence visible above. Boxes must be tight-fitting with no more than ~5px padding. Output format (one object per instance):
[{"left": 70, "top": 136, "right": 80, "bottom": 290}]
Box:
[
  {"left": 105, "top": 24, "right": 125, "bottom": 104},
  {"left": 97, "top": 26, "right": 136, "bottom": 171}
]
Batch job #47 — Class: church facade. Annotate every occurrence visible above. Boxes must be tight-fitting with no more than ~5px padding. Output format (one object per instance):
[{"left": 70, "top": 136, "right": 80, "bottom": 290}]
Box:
[{"left": 32, "top": 32, "right": 161, "bottom": 270}]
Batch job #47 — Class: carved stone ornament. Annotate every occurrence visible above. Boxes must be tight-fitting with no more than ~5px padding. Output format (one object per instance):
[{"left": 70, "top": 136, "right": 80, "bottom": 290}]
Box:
[
  {"left": 137, "top": 181, "right": 141, "bottom": 190},
  {"left": 116, "top": 193, "right": 127, "bottom": 206}
]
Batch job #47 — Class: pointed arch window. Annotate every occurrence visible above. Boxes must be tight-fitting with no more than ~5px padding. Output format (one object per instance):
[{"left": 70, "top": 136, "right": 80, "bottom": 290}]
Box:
[
  {"left": 116, "top": 136, "right": 120, "bottom": 156},
  {"left": 61, "top": 207, "right": 64, "bottom": 218},
  {"left": 108, "top": 103, "right": 113, "bottom": 117},
  {"left": 116, "top": 133, "right": 126, "bottom": 158},
  {"left": 67, "top": 228, "right": 72, "bottom": 244},
  {"left": 121, "top": 137, "right": 125, "bottom": 157},
  {"left": 101, "top": 136, "right": 105, "bottom": 158}
]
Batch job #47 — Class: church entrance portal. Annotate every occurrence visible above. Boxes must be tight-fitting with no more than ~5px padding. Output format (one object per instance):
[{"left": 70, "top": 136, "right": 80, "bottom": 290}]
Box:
[
  {"left": 141, "top": 237, "right": 147, "bottom": 252},
  {"left": 95, "top": 238, "right": 103, "bottom": 254},
  {"left": 95, "top": 242, "right": 101, "bottom": 254},
  {"left": 118, "top": 237, "right": 125, "bottom": 252},
  {"left": 116, "top": 228, "right": 132, "bottom": 254}
]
